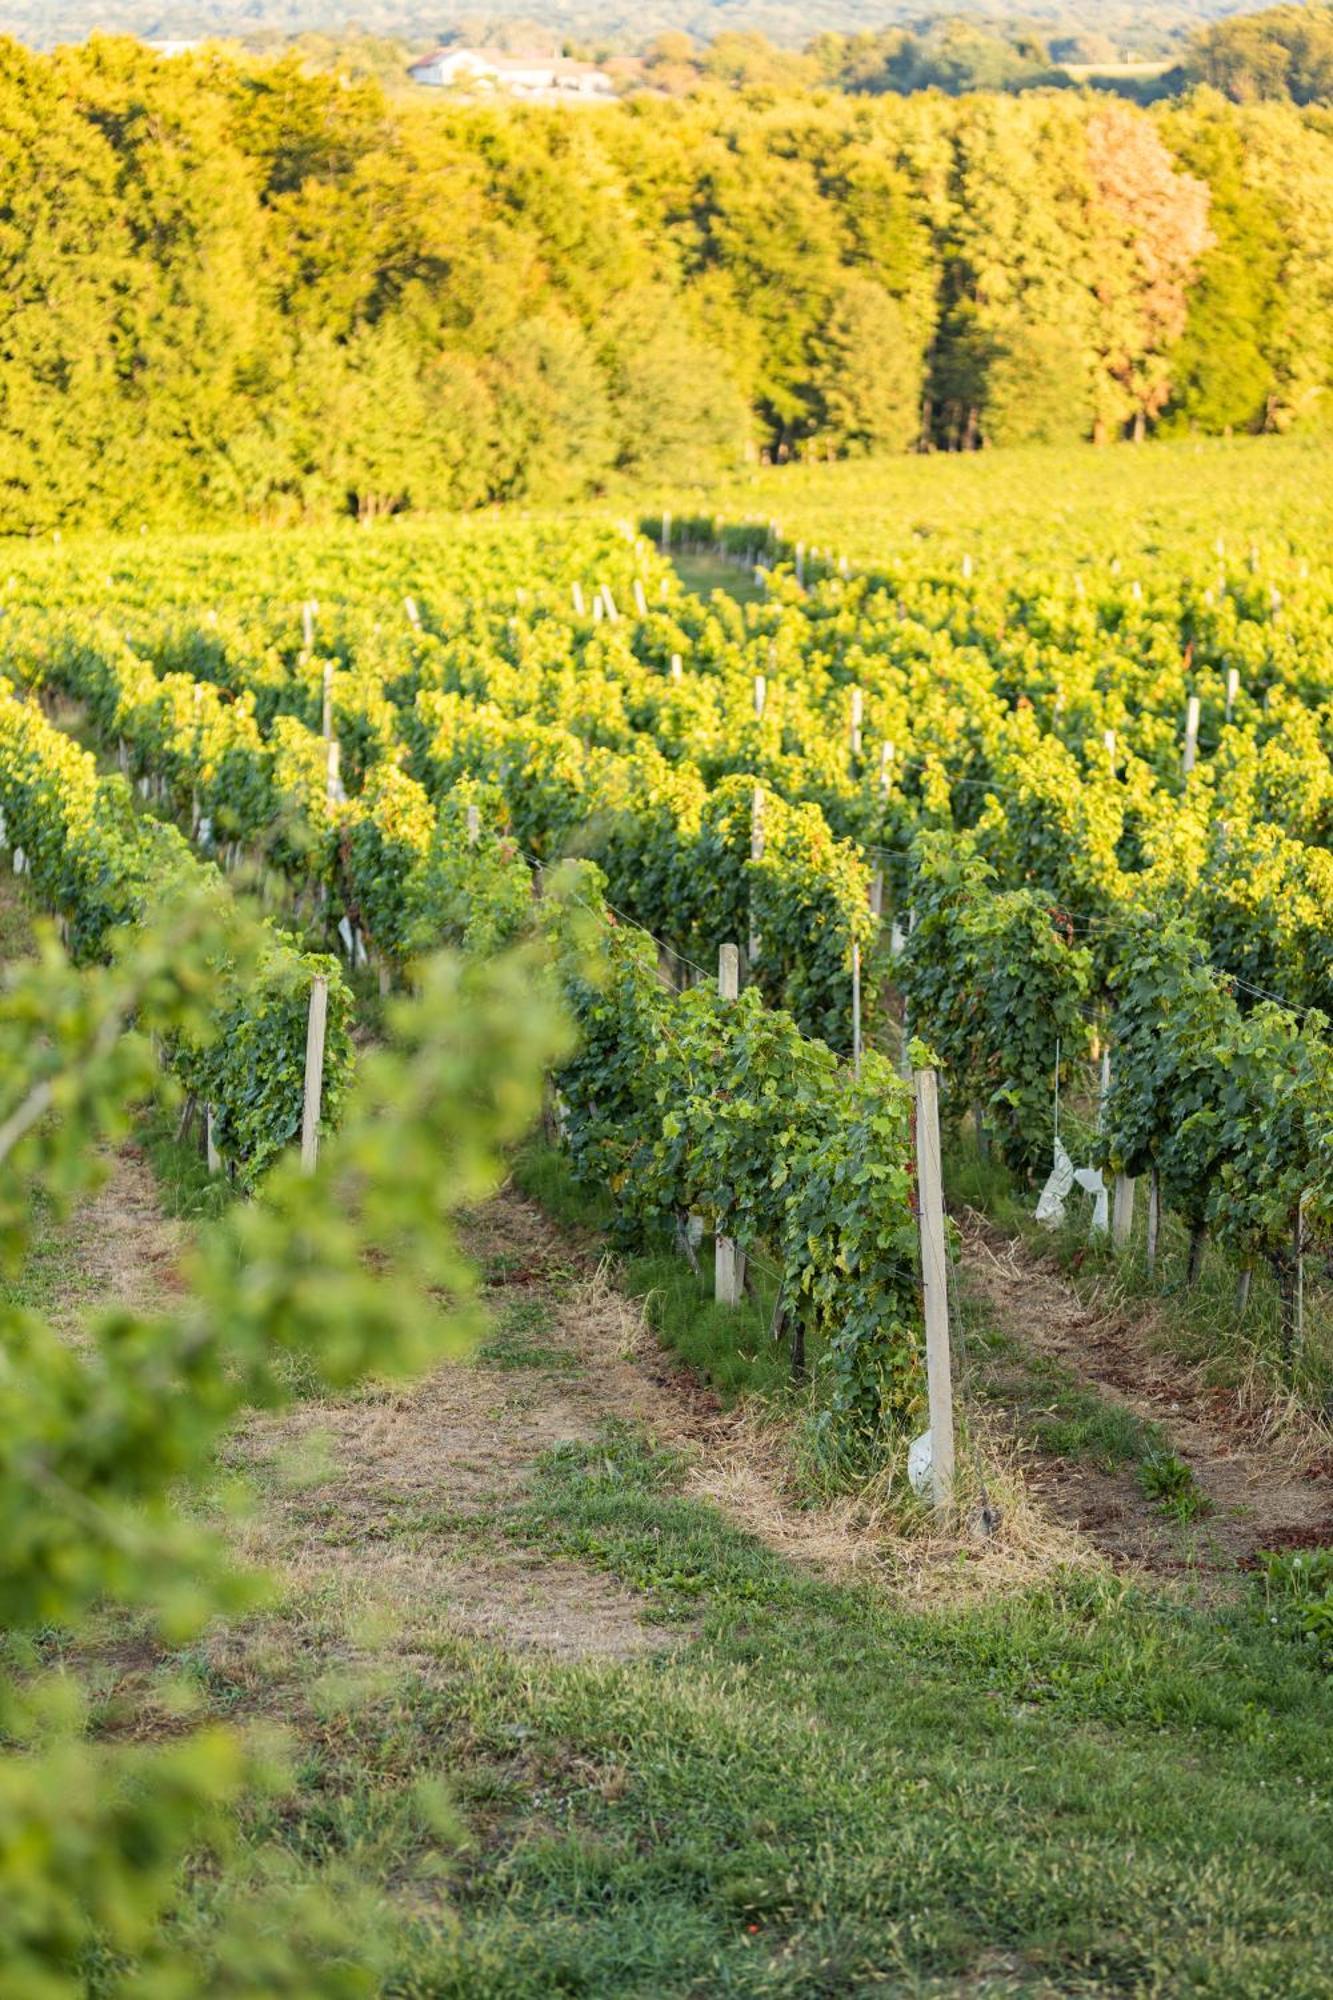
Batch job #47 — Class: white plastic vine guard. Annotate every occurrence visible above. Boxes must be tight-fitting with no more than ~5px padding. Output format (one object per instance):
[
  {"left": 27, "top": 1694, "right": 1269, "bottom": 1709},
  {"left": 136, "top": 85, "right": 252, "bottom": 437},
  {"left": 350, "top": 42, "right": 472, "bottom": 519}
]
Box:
[
  {"left": 1035, "top": 1138, "right": 1109, "bottom": 1236},
  {"left": 908, "top": 1429, "right": 933, "bottom": 1498}
]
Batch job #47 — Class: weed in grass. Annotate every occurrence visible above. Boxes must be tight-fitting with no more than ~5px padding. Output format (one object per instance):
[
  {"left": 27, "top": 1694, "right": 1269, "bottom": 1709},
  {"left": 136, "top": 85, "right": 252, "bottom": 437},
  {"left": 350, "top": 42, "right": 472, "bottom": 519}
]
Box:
[{"left": 1138, "top": 1450, "right": 1211, "bottom": 1523}]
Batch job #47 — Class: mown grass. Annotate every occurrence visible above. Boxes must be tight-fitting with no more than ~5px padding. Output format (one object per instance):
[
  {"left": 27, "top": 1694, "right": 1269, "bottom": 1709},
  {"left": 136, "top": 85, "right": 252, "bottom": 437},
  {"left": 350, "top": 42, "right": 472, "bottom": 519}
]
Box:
[
  {"left": 669, "top": 550, "right": 768, "bottom": 606},
  {"left": 22, "top": 1120, "right": 1330, "bottom": 1994},
  {"left": 188, "top": 1391, "right": 1333, "bottom": 1998}
]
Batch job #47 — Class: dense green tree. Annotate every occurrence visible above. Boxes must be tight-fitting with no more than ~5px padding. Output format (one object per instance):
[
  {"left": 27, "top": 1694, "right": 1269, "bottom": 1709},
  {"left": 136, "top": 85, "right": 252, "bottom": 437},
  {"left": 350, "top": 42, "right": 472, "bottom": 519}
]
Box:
[
  {"left": 0, "top": 33, "right": 1331, "bottom": 528},
  {"left": 1187, "top": 4, "right": 1333, "bottom": 106},
  {"left": 808, "top": 276, "right": 923, "bottom": 451},
  {"left": 1159, "top": 98, "right": 1284, "bottom": 432}
]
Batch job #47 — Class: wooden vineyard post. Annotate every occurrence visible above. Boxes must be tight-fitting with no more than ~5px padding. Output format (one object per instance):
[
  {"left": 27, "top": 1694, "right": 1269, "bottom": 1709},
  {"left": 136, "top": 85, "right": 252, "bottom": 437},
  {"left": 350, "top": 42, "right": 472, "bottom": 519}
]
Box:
[
  {"left": 1225, "top": 667, "right": 1239, "bottom": 722},
  {"left": 849, "top": 685, "right": 863, "bottom": 766},
  {"left": 851, "top": 941, "right": 862, "bottom": 1079},
  {"left": 670, "top": 654, "right": 683, "bottom": 683},
  {"left": 914, "top": 1067, "right": 955, "bottom": 1515},
  {"left": 466, "top": 803, "right": 480, "bottom": 847},
  {"left": 326, "top": 739, "right": 341, "bottom": 805},
  {"left": 302, "top": 599, "right": 316, "bottom": 654},
  {"left": 321, "top": 660, "right": 333, "bottom": 741},
  {"left": 749, "top": 787, "right": 764, "bottom": 966},
  {"left": 205, "top": 1105, "right": 221, "bottom": 1175},
  {"left": 571, "top": 580, "right": 585, "bottom": 617},
  {"left": 633, "top": 578, "right": 649, "bottom": 618},
  {"left": 1112, "top": 1174, "right": 1136, "bottom": 1253},
  {"left": 404, "top": 595, "right": 420, "bottom": 628},
  {"left": 1182, "top": 695, "right": 1200, "bottom": 777},
  {"left": 300, "top": 975, "right": 329, "bottom": 1175},
  {"left": 714, "top": 945, "right": 742, "bottom": 1308},
  {"left": 660, "top": 510, "right": 671, "bottom": 554},
  {"left": 753, "top": 673, "right": 766, "bottom": 720},
  {"left": 1103, "top": 727, "right": 1117, "bottom": 763},
  {"left": 1146, "top": 1167, "right": 1161, "bottom": 1277},
  {"left": 879, "top": 741, "right": 894, "bottom": 795}
]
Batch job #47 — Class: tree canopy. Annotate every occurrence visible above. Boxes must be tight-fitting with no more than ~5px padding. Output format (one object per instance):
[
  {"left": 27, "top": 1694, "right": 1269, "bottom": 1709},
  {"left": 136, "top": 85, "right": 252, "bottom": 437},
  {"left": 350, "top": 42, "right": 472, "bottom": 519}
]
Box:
[{"left": 0, "top": 35, "right": 1330, "bottom": 531}]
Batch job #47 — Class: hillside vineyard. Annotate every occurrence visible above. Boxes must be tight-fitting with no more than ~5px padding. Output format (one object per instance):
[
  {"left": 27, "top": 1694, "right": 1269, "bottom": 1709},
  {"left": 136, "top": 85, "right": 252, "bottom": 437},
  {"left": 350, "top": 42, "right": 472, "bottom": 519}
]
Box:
[{"left": 4, "top": 434, "right": 1331, "bottom": 1437}]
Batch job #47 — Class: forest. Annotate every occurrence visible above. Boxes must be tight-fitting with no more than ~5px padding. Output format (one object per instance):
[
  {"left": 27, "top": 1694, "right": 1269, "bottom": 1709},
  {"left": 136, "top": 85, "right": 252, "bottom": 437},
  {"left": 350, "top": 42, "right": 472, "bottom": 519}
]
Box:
[{"left": 2, "top": 30, "right": 1332, "bottom": 531}]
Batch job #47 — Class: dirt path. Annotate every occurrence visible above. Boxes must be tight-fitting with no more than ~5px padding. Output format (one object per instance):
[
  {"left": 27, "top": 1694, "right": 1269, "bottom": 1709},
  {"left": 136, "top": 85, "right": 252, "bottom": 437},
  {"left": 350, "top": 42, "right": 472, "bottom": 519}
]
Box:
[
  {"left": 50, "top": 1140, "right": 186, "bottom": 1335},
  {"left": 962, "top": 1217, "right": 1333, "bottom": 1577},
  {"left": 227, "top": 1186, "right": 878, "bottom": 1670}
]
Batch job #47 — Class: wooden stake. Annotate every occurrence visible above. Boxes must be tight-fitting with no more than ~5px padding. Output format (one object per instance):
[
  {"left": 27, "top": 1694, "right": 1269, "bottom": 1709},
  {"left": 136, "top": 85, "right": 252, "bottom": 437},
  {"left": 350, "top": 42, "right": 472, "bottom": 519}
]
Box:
[
  {"left": 879, "top": 741, "right": 894, "bottom": 795},
  {"left": 633, "top": 578, "right": 648, "bottom": 618},
  {"left": 300, "top": 975, "right": 329, "bottom": 1175},
  {"left": 851, "top": 942, "right": 862, "bottom": 1078},
  {"left": 206, "top": 1105, "right": 221, "bottom": 1175},
  {"left": 753, "top": 673, "right": 766, "bottom": 719},
  {"left": 571, "top": 580, "right": 585, "bottom": 617},
  {"left": 1112, "top": 1174, "right": 1135, "bottom": 1251},
  {"left": 1146, "top": 1167, "right": 1160, "bottom": 1276},
  {"left": 1225, "top": 667, "right": 1239, "bottom": 722},
  {"left": 715, "top": 945, "right": 741, "bottom": 1308},
  {"left": 849, "top": 686, "right": 863, "bottom": 765},
  {"left": 749, "top": 788, "right": 764, "bottom": 963},
  {"left": 404, "top": 595, "right": 420, "bottom": 628},
  {"left": 670, "top": 653, "right": 683, "bottom": 682},
  {"left": 914, "top": 1068, "right": 955, "bottom": 1514},
  {"left": 321, "top": 661, "right": 333, "bottom": 740},
  {"left": 466, "top": 803, "right": 480, "bottom": 847},
  {"left": 1182, "top": 694, "right": 1200, "bottom": 776},
  {"left": 660, "top": 510, "right": 671, "bottom": 553},
  {"left": 302, "top": 600, "right": 316, "bottom": 652}
]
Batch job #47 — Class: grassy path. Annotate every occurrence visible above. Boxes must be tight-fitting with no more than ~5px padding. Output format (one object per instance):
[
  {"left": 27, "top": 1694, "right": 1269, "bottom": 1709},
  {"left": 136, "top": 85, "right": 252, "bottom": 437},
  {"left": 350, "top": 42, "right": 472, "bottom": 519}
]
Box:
[
  {"left": 191, "top": 1192, "right": 1333, "bottom": 1993},
  {"left": 962, "top": 1219, "right": 1333, "bottom": 1580}
]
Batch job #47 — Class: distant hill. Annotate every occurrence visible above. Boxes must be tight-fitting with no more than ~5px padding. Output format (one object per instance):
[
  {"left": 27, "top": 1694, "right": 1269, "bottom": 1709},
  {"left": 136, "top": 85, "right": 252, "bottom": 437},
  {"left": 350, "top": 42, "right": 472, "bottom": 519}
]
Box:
[{"left": 0, "top": 1, "right": 1274, "bottom": 60}]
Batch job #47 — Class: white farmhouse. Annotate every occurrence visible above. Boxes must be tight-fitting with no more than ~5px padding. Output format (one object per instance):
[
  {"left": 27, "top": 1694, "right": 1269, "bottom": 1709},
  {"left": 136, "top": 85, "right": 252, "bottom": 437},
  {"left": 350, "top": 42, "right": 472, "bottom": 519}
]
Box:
[{"left": 407, "top": 47, "right": 617, "bottom": 103}]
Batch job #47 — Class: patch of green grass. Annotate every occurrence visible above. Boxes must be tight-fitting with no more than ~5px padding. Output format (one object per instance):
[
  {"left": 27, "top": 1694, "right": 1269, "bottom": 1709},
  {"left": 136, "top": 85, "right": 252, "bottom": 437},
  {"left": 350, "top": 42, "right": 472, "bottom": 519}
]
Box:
[
  {"left": 0, "top": 872, "right": 37, "bottom": 962},
  {"left": 669, "top": 551, "right": 767, "bottom": 606},
  {"left": 513, "top": 1141, "right": 616, "bottom": 1233},
  {"left": 1139, "top": 1450, "right": 1211, "bottom": 1523},
  {"left": 970, "top": 1296, "right": 1166, "bottom": 1474},
  {"left": 626, "top": 1251, "right": 789, "bottom": 1402},
  {"left": 188, "top": 1408, "right": 1333, "bottom": 1997},
  {"left": 139, "top": 1102, "right": 239, "bottom": 1222},
  {"left": 3, "top": 1187, "right": 94, "bottom": 1318},
  {"left": 478, "top": 1296, "right": 582, "bottom": 1374}
]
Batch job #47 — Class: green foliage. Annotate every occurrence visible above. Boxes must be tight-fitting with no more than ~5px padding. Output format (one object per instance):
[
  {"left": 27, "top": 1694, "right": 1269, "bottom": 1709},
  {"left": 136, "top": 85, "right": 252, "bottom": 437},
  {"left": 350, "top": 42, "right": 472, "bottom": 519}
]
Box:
[
  {"left": 542, "top": 866, "right": 922, "bottom": 1464},
  {"left": 902, "top": 833, "right": 1093, "bottom": 1178},
  {"left": 1255, "top": 1546, "right": 1333, "bottom": 1665},
  {"left": 1, "top": 40, "right": 1332, "bottom": 525},
  {"left": 0, "top": 888, "right": 568, "bottom": 1993},
  {"left": 0, "top": 681, "right": 354, "bottom": 1184}
]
